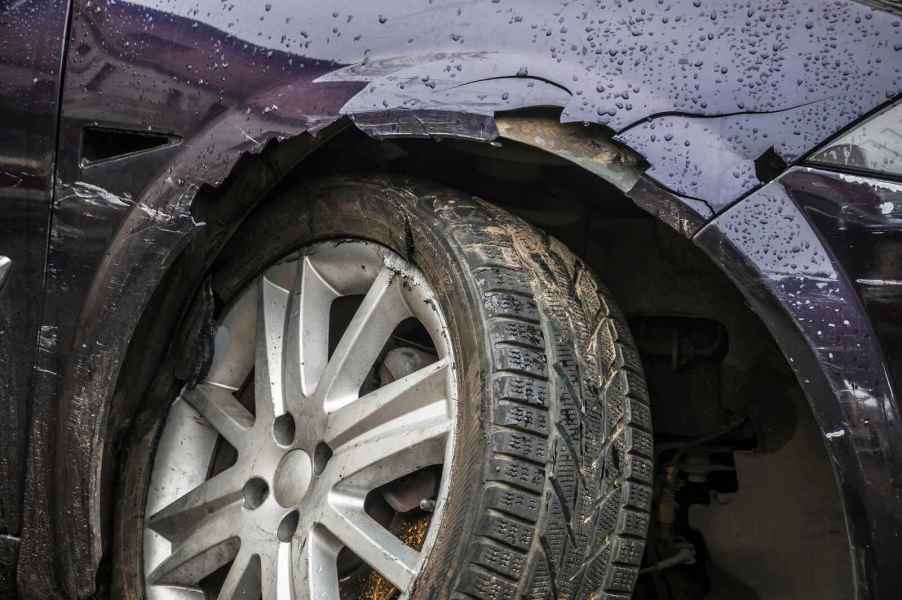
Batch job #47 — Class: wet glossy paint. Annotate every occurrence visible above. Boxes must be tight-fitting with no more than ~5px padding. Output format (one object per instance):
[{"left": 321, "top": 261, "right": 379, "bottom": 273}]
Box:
[
  {"left": 0, "top": 0, "right": 69, "bottom": 546},
  {"left": 4, "top": 0, "right": 902, "bottom": 598},
  {"left": 695, "top": 172, "right": 902, "bottom": 599},
  {"left": 784, "top": 167, "right": 902, "bottom": 387},
  {"left": 46, "top": 0, "right": 902, "bottom": 205},
  {"left": 0, "top": 1, "right": 69, "bottom": 596}
]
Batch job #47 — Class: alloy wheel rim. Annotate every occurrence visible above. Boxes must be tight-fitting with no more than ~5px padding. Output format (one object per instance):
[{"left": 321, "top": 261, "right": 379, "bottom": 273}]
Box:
[{"left": 144, "top": 240, "right": 457, "bottom": 600}]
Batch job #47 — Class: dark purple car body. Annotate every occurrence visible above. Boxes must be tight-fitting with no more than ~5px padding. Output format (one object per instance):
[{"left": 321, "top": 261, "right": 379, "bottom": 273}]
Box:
[{"left": 1, "top": 0, "right": 901, "bottom": 598}]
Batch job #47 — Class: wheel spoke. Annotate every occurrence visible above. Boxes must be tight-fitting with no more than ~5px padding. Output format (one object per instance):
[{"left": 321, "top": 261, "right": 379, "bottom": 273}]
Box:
[
  {"left": 206, "top": 287, "right": 257, "bottom": 390},
  {"left": 256, "top": 273, "right": 290, "bottom": 420},
  {"left": 325, "top": 359, "right": 448, "bottom": 448},
  {"left": 182, "top": 384, "right": 253, "bottom": 449},
  {"left": 257, "top": 543, "right": 289, "bottom": 600},
  {"left": 315, "top": 267, "right": 412, "bottom": 409},
  {"left": 216, "top": 547, "right": 261, "bottom": 600},
  {"left": 330, "top": 401, "right": 450, "bottom": 492},
  {"left": 145, "top": 241, "right": 458, "bottom": 600},
  {"left": 291, "top": 527, "right": 341, "bottom": 600},
  {"left": 146, "top": 503, "right": 243, "bottom": 586},
  {"left": 284, "top": 257, "right": 340, "bottom": 404},
  {"left": 147, "top": 466, "right": 246, "bottom": 542},
  {"left": 321, "top": 502, "right": 420, "bottom": 592}
]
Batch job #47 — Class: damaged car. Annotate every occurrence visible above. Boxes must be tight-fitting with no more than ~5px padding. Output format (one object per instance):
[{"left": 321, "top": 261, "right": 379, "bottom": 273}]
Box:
[{"left": 1, "top": 0, "right": 901, "bottom": 599}]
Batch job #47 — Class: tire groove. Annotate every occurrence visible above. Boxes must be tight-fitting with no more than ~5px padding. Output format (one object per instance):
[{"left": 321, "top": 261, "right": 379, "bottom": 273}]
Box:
[
  {"left": 549, "top": 475, "right": 578, "bottom": 546},
  {"left": 492, "top": 368, "right": 549, "bottom": 382}
]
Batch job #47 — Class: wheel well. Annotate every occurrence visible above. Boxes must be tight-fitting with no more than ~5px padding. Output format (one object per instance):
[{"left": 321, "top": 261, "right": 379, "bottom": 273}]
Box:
[
  {"left": 105, "top": 120, "right": 851, "bottom": 598},
  {"left": 265, "top": 124, "right": 851, "bottom": 596},
  {"left": 266, "top": 124, "right": 797, "bottom": 441}
]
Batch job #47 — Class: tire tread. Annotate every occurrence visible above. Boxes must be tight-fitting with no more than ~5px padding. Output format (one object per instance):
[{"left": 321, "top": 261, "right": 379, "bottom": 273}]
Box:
[{"left": 427, "top": 192, "right": 653, "bottom": 599}]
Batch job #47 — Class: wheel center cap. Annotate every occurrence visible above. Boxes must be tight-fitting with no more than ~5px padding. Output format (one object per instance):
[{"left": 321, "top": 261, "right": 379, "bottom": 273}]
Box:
[{"left": 273, "top": 449, "right": 313, "bottom": 507}]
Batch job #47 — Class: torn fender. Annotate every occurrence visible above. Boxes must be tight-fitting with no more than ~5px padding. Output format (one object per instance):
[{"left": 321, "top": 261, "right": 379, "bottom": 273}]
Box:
[
  {"left": 315, "top": 1, "right": 902, "bottom": 210},
  {"left": 18, "top": 1, "right": 902, "bottom": 597}
]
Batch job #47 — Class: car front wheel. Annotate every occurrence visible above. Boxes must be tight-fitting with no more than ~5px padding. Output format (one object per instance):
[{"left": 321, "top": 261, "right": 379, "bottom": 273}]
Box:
[{"left": 114, "top": 174, "right": 653, "bottom": 600}]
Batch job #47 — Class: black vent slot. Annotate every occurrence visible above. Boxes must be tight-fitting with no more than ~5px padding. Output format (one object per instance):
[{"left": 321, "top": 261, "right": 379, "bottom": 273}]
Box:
[{"left": 81, "top": 126, "right": 176, "bottom": 163}]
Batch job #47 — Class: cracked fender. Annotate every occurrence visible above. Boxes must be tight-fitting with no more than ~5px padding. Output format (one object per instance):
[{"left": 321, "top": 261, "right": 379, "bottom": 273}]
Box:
[{"left": 15, "top": 0, "right": 902, "bottom": 597}]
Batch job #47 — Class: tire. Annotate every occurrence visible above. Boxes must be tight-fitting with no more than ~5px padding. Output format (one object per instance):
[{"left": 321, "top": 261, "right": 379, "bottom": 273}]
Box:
[{"left": 114, "top": 173, "right": 653, "bottom": 600}]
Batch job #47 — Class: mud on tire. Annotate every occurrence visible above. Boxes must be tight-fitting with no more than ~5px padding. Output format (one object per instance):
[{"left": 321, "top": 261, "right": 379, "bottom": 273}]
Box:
[
  {"left": 115, "top": 173, "right": 653, "bottom": 600},
  {"left": 437, "top": 191, "right": 654, "bottom": 600}
]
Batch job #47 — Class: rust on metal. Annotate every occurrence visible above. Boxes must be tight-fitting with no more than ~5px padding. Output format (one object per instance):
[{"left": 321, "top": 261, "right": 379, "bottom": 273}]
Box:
[
  {"left": 359, "top": 513, "right": 431, "bottom": 600},
  {"left": 495, "top": 113, "right": 644, "bottom": 193}
]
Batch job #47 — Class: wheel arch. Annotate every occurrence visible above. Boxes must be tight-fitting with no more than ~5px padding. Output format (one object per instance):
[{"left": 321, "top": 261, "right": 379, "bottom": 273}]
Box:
[
  {"left": 21, "top": 106, "right": 896, "bottom": 600},
  {"left": 25, "top": 0, "right": 902, "bottom": 594}
]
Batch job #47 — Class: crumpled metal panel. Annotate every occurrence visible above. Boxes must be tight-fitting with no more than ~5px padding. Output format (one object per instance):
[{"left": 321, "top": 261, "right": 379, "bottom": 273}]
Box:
[
  {"left": 616, "top": 102, "right": 831, "bottom": 206},
  {"left": 311, "top": 0, "right": 902, "bottom": 209},
  {"left": 63, "top": 0, "right": 902, "bottom": 209}
]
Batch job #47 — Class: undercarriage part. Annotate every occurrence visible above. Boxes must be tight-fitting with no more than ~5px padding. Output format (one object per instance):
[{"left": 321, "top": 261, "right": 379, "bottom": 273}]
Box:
[
  {"left": 631, "top": 317, "right": 730, "bottom": 438},
  {"left": 640, "top": 546, "right": 695, "bottom": 575},
  {"left": 635, "top": 347, "right": 849, "bottom": 600},
  {"left": 380, "top": 469, "right": 439, "bottom": 515}
]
